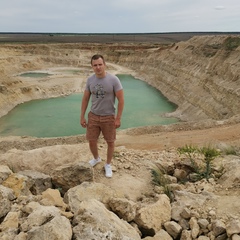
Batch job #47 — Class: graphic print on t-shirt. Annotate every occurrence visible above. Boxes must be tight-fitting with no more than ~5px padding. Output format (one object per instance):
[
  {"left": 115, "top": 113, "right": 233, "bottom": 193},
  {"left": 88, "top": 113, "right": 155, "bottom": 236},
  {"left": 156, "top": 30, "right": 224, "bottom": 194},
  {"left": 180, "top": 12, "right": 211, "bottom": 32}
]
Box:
[{"left": 94, "top": 84, "right": 105, "bottom": 98}]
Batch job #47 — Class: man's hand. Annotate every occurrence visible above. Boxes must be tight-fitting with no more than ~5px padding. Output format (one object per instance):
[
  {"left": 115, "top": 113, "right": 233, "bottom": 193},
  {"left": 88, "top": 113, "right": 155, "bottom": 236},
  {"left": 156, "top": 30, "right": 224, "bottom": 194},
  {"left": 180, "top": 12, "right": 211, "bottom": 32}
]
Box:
[
  {"left": 115, "top": 118, "right": 121, "bottom": 128},
  {"left": 80, "top": 118, "right": 87, "bottom": 128}
]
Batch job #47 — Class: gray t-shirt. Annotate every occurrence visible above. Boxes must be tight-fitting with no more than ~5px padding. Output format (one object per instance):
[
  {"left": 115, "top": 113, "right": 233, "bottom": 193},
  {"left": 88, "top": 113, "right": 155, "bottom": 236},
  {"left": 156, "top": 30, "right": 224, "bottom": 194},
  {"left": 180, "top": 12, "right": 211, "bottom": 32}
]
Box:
[{"left": 85, "top": 72, "right": 123, "bottom": 116}]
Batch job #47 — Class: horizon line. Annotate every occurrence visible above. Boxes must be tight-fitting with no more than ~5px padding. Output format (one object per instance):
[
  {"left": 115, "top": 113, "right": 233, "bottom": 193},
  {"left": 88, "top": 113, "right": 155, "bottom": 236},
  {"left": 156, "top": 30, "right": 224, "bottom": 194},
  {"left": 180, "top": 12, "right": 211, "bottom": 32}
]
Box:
[{"left": 1, "top": 31, "right": 240, "bottom": 35}]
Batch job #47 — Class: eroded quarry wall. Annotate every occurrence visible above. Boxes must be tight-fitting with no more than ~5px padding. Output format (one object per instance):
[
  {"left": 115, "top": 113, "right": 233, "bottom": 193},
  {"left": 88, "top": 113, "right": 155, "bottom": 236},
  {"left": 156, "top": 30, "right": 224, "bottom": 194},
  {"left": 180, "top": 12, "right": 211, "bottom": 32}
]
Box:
[
  {"left": 0, "top": 35, "right": 239, "bottom": 122},
  {"left": 106, "top": 35, "right": 240, "bottom": 121}
]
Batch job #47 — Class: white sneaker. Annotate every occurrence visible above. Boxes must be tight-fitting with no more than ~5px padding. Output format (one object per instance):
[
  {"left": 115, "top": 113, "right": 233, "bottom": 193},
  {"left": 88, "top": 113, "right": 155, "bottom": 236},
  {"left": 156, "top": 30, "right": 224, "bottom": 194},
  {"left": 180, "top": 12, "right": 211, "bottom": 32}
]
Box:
[
  {"left": 89, "top": 157, "right": 101, "bottom": 167},
  {"left": 105, "top": 164, "right": 112, "bottom": 178}
]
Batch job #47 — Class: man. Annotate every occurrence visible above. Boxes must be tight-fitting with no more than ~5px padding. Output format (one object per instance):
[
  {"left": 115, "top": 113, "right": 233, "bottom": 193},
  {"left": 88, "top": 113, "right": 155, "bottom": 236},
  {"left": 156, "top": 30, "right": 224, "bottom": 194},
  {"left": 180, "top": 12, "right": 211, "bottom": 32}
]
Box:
[{"left": 80, "top": 54, "right": 124, "bottom": 178}]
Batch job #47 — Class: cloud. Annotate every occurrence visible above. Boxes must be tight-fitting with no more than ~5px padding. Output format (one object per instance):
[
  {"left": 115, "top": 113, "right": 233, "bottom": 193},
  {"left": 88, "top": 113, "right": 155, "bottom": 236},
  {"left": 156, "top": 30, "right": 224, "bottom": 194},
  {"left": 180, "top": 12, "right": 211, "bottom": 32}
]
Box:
[
  {"left": 0, "top": 0, "right": 240, "bottom": 33},
  {"left": 215, "top": 6, "right": 225, "bottom": 10}
]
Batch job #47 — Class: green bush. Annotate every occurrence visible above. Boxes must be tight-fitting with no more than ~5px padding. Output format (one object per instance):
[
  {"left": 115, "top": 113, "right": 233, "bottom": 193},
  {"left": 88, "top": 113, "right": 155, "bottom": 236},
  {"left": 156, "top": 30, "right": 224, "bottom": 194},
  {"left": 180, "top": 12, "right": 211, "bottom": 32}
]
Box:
[
  {"left": 178, "top": 145, "right": 221, "bottom": 181},
  {"left": 199, "top": 146, "right": 221, "bottom": 180}
]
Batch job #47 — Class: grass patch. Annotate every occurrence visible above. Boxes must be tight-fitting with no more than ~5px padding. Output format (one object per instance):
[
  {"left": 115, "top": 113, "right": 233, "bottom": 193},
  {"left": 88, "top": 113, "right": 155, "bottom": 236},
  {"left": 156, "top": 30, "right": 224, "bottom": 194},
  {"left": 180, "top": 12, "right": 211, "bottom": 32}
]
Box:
[
  {"left": 223, "top": 146, "right": 239, "bottom": 156},
  {"left": 151, "top": 166, "right": 174, "bottom": 202},
  {"left": 224, "top": 37, "right": 240, "bottom": 51}
]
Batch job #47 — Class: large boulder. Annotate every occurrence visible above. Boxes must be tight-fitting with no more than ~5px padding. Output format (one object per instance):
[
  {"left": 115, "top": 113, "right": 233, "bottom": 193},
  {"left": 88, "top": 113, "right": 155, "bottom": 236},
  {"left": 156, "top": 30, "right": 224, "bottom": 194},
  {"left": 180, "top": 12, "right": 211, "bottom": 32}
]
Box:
[
  {"left": 218, "top": 156, "right": 240, "bottom": 188},
  {"left": 134, "top": 194, "right": 171, "bottom": 235},
  {"left": 72, "top": 199, "right": 141, "bottom": 240},
  {"left": 18, "top": 170, "right": 52, "bottom": 195},
  {"left": 51, "top": 162, "right": 94, "bottom": 194},
  {"left": 64, "top": 181, "right": 124, "bottom": 214},
  {"left": 0, "top": 165, "right": 13, "bottom": 184},
  {"left": 2, "top": 173, "right": 33, "bottom": 197},
  {"left": 108, "top": 197, "right": 137, "bottom": 222},
  {"left": 0, "top": 185, "right": 16, "bottom": 218},
  {"left": 27, "top": 215, "right": 72, "bottom": 240}
]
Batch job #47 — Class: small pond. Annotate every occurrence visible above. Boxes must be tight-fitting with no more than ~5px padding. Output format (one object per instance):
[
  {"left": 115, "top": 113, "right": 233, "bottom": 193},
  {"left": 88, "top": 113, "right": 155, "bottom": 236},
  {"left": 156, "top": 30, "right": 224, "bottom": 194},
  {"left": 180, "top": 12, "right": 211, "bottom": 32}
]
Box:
[
  {"left": 0, "top": 74, "right": 178, "bottom": 137},
  {"left": 19, "top": 72, "right": 52, "bottom": 78}
]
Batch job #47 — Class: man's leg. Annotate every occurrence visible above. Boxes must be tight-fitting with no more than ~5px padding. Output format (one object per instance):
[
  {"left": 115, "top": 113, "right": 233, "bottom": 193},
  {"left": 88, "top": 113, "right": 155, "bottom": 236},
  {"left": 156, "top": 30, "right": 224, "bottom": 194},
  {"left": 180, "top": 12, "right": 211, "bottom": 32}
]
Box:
[
  {"left": 106, "top": 141, "right": 115, "bottom": 164},
  {"left": 89, "top": 140, "right": 99, "bottom": 159},
  {"left": 86, "top": 112, "right": 101, "bottom": 165},
  {"left": 100, "top": 116, "right": 115, "bottom": 177},
  {"left": 104, "top": 141, "right": 114, "bottom": 178}
]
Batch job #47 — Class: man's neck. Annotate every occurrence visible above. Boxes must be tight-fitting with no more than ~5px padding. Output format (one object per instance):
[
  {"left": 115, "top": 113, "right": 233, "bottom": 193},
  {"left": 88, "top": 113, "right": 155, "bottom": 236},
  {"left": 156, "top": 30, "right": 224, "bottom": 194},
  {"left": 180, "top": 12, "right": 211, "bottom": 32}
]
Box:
[{"left": 96, "top": 71, "right": 107, "bottom": 78}]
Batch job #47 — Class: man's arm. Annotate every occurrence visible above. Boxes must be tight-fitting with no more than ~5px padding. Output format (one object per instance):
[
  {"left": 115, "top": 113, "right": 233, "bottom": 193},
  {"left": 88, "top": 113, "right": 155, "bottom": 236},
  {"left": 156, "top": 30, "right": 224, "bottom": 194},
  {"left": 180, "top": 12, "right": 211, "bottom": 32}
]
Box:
[
  {"left": 115, "top": 89, "right": 124, "bottom": 128},
  {"left": 80, "top": 90, "right": 91, "bottom": 128}
]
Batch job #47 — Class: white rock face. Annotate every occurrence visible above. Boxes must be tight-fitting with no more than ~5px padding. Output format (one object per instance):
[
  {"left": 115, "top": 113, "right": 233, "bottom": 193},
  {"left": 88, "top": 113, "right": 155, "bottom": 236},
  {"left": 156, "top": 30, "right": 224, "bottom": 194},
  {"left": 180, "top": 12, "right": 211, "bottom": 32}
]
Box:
[{"left": 72, "top": 199, "right": 141, "bottom": 240}]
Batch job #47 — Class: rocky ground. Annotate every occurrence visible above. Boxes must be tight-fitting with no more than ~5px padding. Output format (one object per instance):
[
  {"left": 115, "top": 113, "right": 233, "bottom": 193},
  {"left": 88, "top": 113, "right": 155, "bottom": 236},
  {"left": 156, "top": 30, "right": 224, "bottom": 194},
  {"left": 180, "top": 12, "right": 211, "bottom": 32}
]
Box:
[{"left": 2, "top": 121, "right": 240, "bottom": 211}]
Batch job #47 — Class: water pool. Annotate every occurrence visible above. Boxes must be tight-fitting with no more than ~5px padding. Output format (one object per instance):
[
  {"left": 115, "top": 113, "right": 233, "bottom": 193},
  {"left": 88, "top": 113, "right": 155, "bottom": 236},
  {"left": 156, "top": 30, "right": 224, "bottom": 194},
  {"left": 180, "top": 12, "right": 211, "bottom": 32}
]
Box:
[{"left": 0, "top": 74, "right": 178, "bottom": 137}]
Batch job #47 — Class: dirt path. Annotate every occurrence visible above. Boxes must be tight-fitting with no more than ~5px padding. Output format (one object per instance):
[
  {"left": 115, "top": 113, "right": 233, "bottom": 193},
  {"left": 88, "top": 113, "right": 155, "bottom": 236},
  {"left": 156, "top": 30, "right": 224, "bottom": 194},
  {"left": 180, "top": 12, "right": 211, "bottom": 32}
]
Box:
[{"left": 116, "top": 122, "right": 240, "bottom": 150}]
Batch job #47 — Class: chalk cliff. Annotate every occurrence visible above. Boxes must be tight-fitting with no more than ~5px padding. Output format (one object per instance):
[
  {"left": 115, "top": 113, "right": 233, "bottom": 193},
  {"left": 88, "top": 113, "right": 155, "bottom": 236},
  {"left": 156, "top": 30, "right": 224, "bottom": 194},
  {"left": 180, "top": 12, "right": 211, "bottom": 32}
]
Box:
[{"left": 106, "top": 35, "right": 240, "bottom": 121}]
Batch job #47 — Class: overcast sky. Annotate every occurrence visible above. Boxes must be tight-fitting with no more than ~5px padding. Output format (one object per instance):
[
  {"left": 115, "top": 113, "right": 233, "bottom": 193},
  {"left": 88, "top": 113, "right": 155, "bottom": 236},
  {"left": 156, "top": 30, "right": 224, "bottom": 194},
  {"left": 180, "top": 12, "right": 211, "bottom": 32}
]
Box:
[{"left": 1, "top": 0, "right": 240, "bottom": 33}]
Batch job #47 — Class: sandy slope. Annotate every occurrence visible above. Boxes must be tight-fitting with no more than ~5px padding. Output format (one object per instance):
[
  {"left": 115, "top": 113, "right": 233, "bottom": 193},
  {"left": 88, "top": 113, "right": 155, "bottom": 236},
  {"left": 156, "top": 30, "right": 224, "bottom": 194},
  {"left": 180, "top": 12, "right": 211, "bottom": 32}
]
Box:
[{"left": 116, "top": 122, "right": 240, "bottom": 151}]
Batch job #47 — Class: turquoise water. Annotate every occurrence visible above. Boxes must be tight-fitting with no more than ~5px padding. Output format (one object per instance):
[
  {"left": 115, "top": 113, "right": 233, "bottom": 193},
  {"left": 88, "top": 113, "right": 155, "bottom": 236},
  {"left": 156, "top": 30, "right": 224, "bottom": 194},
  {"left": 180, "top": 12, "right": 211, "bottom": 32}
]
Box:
[
  {"left": 119, "top": 74, "right": 177, "bottom": 128},
  {"left": 0, "top": 75, "right": 178, "bottom": 138},
  {"left": 20, "top": 72, "right": 52, "bottom": 78}
]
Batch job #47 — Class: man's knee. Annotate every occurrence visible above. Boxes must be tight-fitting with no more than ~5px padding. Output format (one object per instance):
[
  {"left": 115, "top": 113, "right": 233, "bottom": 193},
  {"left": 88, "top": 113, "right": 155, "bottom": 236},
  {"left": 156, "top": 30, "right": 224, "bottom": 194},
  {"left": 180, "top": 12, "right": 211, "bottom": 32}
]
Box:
[
  {"left": 89, "top": 140, "right": 97, "bottom": 146},
  {"left": 106, "top": 141, "right": 115, "bottom": 147}
]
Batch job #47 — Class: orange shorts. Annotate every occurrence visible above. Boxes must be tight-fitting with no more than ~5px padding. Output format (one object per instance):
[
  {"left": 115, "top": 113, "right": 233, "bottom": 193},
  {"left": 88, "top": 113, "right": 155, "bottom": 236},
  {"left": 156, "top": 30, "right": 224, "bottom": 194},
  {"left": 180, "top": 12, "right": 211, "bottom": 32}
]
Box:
[{"left": 86, "top": 112, "right": 116, "bottom": 142}]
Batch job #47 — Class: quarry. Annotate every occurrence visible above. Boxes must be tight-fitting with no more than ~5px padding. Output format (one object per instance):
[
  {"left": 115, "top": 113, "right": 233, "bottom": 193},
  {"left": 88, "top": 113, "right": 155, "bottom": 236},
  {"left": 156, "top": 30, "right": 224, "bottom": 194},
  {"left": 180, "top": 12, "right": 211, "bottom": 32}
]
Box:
[{"left": 0, "top": 34, "right": 240, "bottom": 239}]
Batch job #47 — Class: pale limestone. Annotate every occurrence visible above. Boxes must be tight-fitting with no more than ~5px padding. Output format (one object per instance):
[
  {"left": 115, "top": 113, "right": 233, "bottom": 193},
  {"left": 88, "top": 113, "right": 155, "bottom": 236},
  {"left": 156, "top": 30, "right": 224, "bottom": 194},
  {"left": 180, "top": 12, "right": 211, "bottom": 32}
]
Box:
[
  {"left": 0, "top": 165, "right": 13, "bottom": 184},
  {"left": 72, "top": 199, "right": 140, "bottom": 240},
  {"left": 134, "top": 194, "right": 171, "bottom": 233}
]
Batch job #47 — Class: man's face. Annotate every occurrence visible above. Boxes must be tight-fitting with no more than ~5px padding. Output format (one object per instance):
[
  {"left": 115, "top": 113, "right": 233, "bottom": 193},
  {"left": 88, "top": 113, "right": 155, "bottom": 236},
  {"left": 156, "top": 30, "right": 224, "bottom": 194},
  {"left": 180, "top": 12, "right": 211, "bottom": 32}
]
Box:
[{"left": 91, "top": 58, "right": 106, "bottom": 78}]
